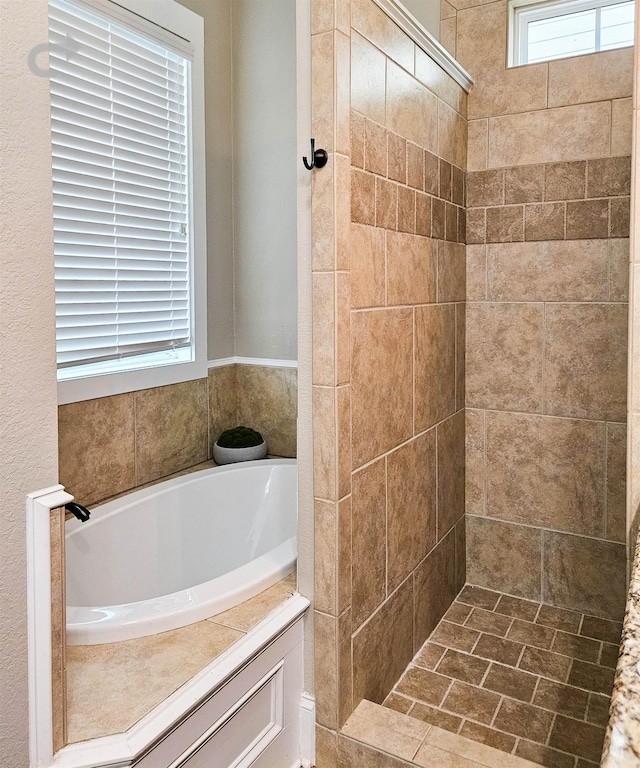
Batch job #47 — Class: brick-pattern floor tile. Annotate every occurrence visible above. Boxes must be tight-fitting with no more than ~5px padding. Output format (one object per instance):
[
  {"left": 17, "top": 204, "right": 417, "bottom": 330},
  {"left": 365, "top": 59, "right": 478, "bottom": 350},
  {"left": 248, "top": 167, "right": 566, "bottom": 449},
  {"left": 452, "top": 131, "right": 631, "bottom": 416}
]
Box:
[
  {"left": 552, "top": 631, "right": 600, "bottom": 662},
  {"left": 533, "top": 677, "right": 589, "bottom": 719},
  {"left": 458, "top": 585, "right": 501, "bottom": 610},
  {"left": 473, "top": 633, "right": 524, "bottom": 665},
  {"left": 442, "top": 681, "right": 501, "bottom": 724},
  {"left": 483, "top": 663, "right": 538, "bottom": 702},
  {"left": 549, "top": 714, "right": 606, "bottom": 762},
  {"left": 495, "top": 594, "right": 539, "bottom": 621},
  {"left": 580, "top": 616, "right": 622, "bottom": 644},
  {"left": 507, "top": 619, "right": 555, "bottom": 649},
  {"left": 519, "top": 646, "right": 572, "bottom": 681},
  {"left": 536, "top": 604, "right": 581, "bottom": 633},
  {"left": 568, "top": 660, "right": 616, "bottom": 694},
  {"left": 493, "top": 698, "right": 555, "bottom": 741},
  {"left": 465, "top": 607, "right": 513, "bottom": 636},
  {"left": 382, "top": 586, "right": 616, "bottom": 768},
  {"left": 435, "top": 649, "right": 489, "bottom": 686}
]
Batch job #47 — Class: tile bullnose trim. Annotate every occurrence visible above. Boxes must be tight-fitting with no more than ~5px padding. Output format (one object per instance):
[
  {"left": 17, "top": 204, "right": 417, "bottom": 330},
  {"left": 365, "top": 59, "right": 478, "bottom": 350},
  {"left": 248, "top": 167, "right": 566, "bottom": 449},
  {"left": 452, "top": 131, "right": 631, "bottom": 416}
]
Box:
[
  {"left": 371, "top": 0, "right": 473, "bottom": 92},
  {"left": 208, "top": 357, "right": 298, "bottom": 369}
]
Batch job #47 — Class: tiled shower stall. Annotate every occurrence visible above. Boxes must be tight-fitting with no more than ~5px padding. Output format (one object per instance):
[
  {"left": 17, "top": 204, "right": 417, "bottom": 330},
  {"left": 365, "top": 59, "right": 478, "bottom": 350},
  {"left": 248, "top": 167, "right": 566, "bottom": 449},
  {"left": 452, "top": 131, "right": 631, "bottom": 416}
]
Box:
[{"left": 310, "top": 0, "right": 632, "bottom": 765}]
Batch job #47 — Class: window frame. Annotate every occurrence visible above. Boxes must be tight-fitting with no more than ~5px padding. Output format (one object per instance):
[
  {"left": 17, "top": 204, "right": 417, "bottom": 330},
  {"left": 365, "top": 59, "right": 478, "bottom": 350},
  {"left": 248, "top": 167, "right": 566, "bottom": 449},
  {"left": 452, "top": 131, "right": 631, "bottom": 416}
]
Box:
[
  {"left": 508, "top": 0, "right": 635, "bottom": 67},
  {"left": 52, "top": 0, "right": 207, "bottom": 406}
]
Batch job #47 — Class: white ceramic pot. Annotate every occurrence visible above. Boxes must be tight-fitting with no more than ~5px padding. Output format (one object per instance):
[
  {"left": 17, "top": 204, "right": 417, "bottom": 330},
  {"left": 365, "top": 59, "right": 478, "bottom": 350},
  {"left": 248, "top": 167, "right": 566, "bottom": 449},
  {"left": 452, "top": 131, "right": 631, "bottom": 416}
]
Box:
[{"left": 212, "top": 440, "right": 268, "bottom": 465}]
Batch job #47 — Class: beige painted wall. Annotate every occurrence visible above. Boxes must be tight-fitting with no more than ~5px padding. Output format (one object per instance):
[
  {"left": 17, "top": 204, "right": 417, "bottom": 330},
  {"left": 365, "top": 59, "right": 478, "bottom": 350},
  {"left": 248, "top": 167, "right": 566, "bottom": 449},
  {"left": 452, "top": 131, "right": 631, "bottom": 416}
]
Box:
[
  {"left": 178, "top": 0, "right": 298, "bottom": 362},
  {"left": 233, "top": 0, "right": 298, "bottom": 360},
  {"left": 176, "top": 0, "right": 235, "bottom": 360},
  {"left": 0, "top": 0, "right": 60, "bottom": 763},
  {"left": 400, "top": 0, "right": 441, "bottom": 39}
]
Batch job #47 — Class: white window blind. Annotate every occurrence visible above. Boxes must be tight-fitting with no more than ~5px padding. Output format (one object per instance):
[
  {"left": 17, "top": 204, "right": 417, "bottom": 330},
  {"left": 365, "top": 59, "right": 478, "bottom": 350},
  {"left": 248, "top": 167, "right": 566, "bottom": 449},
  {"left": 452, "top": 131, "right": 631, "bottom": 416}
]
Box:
[{"left": 49, "top": 0, "right": 193, "bottom": 376}]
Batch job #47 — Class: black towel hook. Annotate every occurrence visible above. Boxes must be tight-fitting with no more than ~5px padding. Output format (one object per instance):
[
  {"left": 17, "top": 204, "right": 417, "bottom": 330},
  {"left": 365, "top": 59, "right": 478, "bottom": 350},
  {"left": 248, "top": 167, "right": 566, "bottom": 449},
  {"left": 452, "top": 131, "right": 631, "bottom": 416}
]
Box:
[{"left": 302, "top": 138, "right": 328, "bottom": 170}]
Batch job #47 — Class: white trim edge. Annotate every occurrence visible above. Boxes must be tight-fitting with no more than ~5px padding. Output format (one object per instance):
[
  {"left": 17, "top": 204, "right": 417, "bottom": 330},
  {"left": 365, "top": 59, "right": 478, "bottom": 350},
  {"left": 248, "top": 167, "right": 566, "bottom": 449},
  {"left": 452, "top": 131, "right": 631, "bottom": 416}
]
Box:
[
  {"left": 372, "top": 0, "right": 474, "bottom": 92},
  {"left": 299, "top": 693, "right": 316, "bottom": 768},
  {"left": 208, "top": 357, "right": 298, "bottom": 369},
  {"left": 27, "top": 485, "right": 74, "bottom": 768}
]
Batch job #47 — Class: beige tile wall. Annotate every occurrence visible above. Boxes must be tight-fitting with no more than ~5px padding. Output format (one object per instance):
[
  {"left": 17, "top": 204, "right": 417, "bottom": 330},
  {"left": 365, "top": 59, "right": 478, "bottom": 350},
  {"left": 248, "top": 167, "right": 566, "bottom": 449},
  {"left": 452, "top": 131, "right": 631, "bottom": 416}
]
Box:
[
  {"left": 58, "top": 364, "right": 297, "bottom": 506},
  {"left": 445, "top": 0, "right": 632, "bottom": 621},
  {"left": 312, "top": 0, "right": 467, "bottom": 747}
]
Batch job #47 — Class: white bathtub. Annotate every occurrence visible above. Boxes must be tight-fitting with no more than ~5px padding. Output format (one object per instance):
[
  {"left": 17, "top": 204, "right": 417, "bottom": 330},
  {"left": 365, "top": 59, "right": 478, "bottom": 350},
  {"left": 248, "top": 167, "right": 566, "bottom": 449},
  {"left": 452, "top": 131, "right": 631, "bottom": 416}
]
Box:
[{"left": 66, "top": 458, "right": 297, "bottom": 646}]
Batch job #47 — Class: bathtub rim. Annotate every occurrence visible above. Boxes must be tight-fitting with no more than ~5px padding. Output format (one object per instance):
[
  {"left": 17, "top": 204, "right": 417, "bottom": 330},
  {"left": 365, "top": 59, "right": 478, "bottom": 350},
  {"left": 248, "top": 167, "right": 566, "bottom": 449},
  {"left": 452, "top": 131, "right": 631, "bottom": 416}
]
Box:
[{"left": 65, "top": 457, "right": 298, "bottom": 646}]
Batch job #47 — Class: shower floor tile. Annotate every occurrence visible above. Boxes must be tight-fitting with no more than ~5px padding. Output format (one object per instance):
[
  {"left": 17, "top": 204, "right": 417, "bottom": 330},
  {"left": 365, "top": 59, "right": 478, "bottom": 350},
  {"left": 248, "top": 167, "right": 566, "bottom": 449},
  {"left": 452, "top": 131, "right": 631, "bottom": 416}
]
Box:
[{"left": 382, "top": 585, "right": 622, "bottom": 768}]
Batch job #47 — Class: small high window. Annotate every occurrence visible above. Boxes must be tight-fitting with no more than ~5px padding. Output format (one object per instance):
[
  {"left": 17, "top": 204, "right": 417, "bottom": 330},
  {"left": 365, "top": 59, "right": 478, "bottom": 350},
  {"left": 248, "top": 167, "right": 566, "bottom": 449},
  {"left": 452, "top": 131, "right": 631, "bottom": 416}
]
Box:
[
  {"left": 49, "top": 0, "right": 206, "bottom": 404},
  {"left": 509, "top": 0, "right": 635, "bottom": 66}
]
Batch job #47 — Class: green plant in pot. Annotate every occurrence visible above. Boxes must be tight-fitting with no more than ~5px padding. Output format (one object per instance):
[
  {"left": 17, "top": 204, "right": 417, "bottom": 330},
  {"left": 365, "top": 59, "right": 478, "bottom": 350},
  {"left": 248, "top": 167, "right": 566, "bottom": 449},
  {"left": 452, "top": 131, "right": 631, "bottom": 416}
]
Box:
[{"left": 213, "top": 426, "right": 268, "bottom": 464}]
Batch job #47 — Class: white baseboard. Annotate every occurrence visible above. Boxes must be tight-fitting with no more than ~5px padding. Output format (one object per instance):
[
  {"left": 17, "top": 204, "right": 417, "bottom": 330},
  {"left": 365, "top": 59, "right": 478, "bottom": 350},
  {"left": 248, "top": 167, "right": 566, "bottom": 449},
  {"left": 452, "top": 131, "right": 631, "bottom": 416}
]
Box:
[{"left": 299, "top": 692, "right": 316, "bottom": 768}]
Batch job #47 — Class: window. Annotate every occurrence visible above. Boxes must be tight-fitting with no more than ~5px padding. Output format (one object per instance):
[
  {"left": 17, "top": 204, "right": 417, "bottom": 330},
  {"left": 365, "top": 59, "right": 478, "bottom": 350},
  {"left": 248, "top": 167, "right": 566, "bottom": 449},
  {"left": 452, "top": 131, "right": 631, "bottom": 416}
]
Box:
[
  {"left": 49, "top": 0, "right": 206, "bottom": 405},
  {"left": 509, "top": 0, "right": 635, "bottom": 66}
]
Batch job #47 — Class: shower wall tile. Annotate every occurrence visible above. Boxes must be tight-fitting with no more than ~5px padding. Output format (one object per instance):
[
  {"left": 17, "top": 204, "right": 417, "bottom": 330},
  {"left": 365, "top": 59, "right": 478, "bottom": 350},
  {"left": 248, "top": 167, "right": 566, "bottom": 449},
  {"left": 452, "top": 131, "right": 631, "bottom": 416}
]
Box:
[
  {"left": 606, "top": 422, "right": 627, "bottom": 544},
  {"left": 544, "top": 303, "right": 628, "bottom": 422},
  {"left": 484, "top": 412, "right": 606, "bottom": 537},
  {"left": 547, "top": 47, "right": 633, "bottom": 108},
  {"left": 609, "top": 239, "right": 630, "bottom": 302},
  {"left": 612, "top": 97, "right": 633, "bottom": 156},
  {"left": 235, "top": 365, "right": 297, "bottom": 457},
  {"left": 313, "top": 0, "right": 469, "bottom": 731},
  {"left": 466, "top": 302, "right": 544, "bottom": 413},
  {"left": 315, "top": 499, "right": 338, "bottom": 615},
  {"left": 135, "top": 379, "right": 208, "bottom": 486},
  {"left": 414, "top": 304, "right": 456, "bottom": 432},
  {"left": 466, "top": 245, "right": 487, "bottom": 301},
  {"left": 467, "top": 119, "right": 488, "bottom": 172},
  {"left": 352, "top": 459, "right": 387, "bottom": 628},
  {"left": 351, "top": 0, "right": 414, "bottom": 73},
  {"left": 466, "top": 516, "right": 542, "bottom": 601},
  {"left": 465, "top": 409, "right": 485, "bottom": 516},
  {"left": 313, "top": 271, "right": 336, "bottom": 385},
  {"left": 456, "top": 1, "right": 548, "bottom": 120},
  {"left": 312, "top": 32, "right": 336, "bottom": 154},
  {"left": 352, "top": 577, "right": 414, "bottom": 706},
  {"left": 438, "top": 100, "right": 467, "bottom": 169},
  {"left": 415, "top": 47, "right": 467, "bottom": 117},
  {"left": 486, "top": 240, "right": 610, "bottom": 303},
  {"left": 59, "top": 393, "right": 135, "bottom": 506},
  {"left": 351, "top": 308, "right": 413, "bottom": 468},
  {"left": 314, "top": 156, "right": 336, "bottom": 270},
  {"left": 316, "top": 610, "right": 339, "bottom": 729},
  {"left": 351, "top": 32, "right": 386, "bottom": 124},
  {"left": 414, "top": 528, "right": 457, "bottom": 650},
  {"left": 437, "top": 410, "right": 465, "bottom": 540},
  {"left": 438, "top": 241, "right": 466, "bottom": 303},
  {"left": 386, "top": 231, "right": 436, "bottom": 306},
  {"left": 387, "top": 431, "right": 437, "bottom": 592},
  {"left": 487, "top": 103, "right": 612, "bottom": 168},
  {"left": 386, "top": 61, "right": 438, "bottom": 153},
  {"left": 313, "top": 385, "right": 338, "bottom": 501},
  {"left": 208, "top": 364, "right": 237, "bottom": 452},
  {"left": 542, "top": 532, "right": 627, "bottom": 621},
  {"left": 453, "top": 0, "right": 632, "bottom": 625},
  {"left": 336, "top": 32, "right": 352, "bottom": 157}
]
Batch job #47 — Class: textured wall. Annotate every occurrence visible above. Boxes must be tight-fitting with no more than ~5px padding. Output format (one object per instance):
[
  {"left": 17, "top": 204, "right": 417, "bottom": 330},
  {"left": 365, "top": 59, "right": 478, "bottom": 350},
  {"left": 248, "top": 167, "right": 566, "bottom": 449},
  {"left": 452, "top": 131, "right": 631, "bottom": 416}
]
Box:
[
  {"left": 0, "top": 0, "right": 60, "bottom": 762},
  {"left": 311, "top": 0, "right": 467, "bottom": 757},
  {"left": 58, "top": 365, "right": 298, "bottom": 506},
  {"left": 443, "top": 0, "right": 632, "bottom": 621}
]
